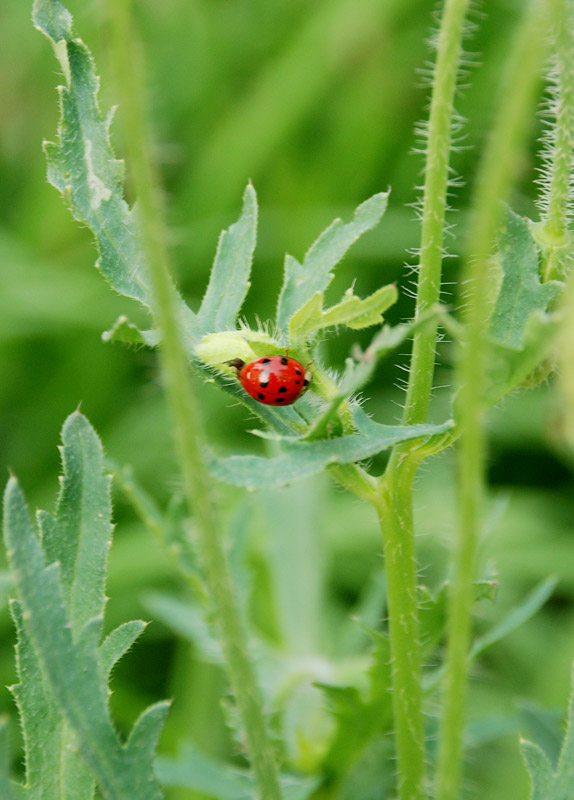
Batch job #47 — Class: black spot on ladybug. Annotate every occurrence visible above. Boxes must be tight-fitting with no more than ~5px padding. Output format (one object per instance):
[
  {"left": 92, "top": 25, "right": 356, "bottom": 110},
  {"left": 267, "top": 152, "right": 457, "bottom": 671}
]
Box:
[
  {"left": 257, "top": 393, "right": 265, "bottom": 400},
  {"left": 262, "top": 358, "right": 271, "bottom": 363},
  {"left": 295, "top": 369, "right": 302, "bottom": 375},
  {"left": 260, "top": 381, "right": 269, "bottom": 388},
  {"left": 279, "top": 386, "right": 287, "bottom": 393},
  {"left": 280, "top": 357, "right": 288, "bottom": 365},
  {"left": 275, "top": 397, "right": 285, "bottom": 403},
  {"left": 295, "top": 380, "right": 300, "bottom": 385}
]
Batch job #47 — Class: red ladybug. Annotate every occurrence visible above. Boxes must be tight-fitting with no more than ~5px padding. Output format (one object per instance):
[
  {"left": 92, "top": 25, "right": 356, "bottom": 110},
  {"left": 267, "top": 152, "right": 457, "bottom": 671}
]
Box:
[{"left": 228, "top": 356, "right": 312, "bottom": 405}]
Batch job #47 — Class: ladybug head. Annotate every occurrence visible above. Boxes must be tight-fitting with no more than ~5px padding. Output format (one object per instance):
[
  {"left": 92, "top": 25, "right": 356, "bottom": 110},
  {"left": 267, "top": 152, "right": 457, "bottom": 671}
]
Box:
[{"left": 225, "top": 358, "right": 246, "bottom": 374}]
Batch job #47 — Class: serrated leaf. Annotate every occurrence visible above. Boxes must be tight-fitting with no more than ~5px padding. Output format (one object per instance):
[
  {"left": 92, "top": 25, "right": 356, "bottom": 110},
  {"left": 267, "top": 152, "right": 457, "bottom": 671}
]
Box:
[
  {"left": 32, "top": 0, "right": 196, "bottom": 337},
  {"left": 9, "top": 599, "right": 63, "bottom": 799},
  {"left": 198, "top": 183, "right": 258, "bottom": 333},
  {"left": 490, "top": 210, "right": 562, "bottom": 348},
  {"left": 276, "top": 192, "right": 389, "bottom": 336},
  {"left": 289, "top": 283, "right": 397, "bottom": 346},
  {"left": 40, "top": 411, "right": 111, "bottom": 632},
  {"left": 3, "top": 413, "right": 168, "bottom": 800},
  {"left": 156, "top": 744, "right": 318, "bottom": 800},
  {"left": 210, "top": 412, "right": 453, "bottom": 490},
  {"left": 101, "top": 316, "right": 159, "bottom": 347}
]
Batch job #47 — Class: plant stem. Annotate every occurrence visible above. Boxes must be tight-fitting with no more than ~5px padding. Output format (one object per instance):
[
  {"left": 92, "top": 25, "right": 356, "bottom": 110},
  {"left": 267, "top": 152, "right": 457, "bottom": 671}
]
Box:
[
  {"left": 372, "top": 2, "right": 470, "bottom": 798},
  {"left": 400, "top": 0, "right": 470, "bottom": 428},
  {"left": 537, "top": 0, "right": 574, "bottom": 281},
  {"left": 375, "top": 457, "right": 421, "bottom": 800},
  {"left": 435, "top": 4, "right": 552, "bottom": 799},
  {"left": 108, "top": 3, "right": 282, "bottom": 798}
]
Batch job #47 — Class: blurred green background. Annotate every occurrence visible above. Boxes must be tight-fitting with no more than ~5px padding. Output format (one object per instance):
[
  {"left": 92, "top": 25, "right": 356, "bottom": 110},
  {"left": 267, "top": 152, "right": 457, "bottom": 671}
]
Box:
[{"left": 1, "top": 0, "right": 573, "bottom": 798}]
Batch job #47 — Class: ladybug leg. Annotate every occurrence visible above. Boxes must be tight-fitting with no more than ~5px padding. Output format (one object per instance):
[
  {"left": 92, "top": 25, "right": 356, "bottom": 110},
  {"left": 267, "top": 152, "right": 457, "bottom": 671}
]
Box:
[{"left": 225, "top": 358, "right": 246, "bottom": 373}]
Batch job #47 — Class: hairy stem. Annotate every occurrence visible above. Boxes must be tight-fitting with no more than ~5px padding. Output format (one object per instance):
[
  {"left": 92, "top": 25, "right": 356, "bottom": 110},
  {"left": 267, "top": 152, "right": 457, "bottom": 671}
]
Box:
[
  {"left": 108, "top": 3, "right": 282, "bottom": 797},
  {"left": 401, "top": 0, "right": 470, "bottom": 428},
  {"left": 435, "top": 3, "right": 552, "bottom": 799},
  {"left": 372, "top": 2, "right": 470, "bottom": 798},
  {"left": 537, "top": 0, "right": 574, "bottom": 280}
]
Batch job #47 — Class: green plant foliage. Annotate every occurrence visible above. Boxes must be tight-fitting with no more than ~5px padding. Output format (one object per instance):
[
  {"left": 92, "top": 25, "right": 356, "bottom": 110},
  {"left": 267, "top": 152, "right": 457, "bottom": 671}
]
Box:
[
  {"left": 156, "top": 744, "right": 318, "bottom": 800},
  {"left": 485, "top": 210, "right": 564, "bottom": 404},
  {"left": 198, "top": 182, "right": 258, "bottom": 334},
  {"left": 211, "top": 411, "right": 454, "bottom": 490},
  {"left": 2, "top": 412, "right": 168, "bottom": 800},
  {"left": 522, "top": 664, "right": 574, "bottom": 800},
  {"left": 490, "top": 210, "right": 562, "bottom": 349},
  {"left": 276, "top": 191, "right": 389, "bottom": 337}
]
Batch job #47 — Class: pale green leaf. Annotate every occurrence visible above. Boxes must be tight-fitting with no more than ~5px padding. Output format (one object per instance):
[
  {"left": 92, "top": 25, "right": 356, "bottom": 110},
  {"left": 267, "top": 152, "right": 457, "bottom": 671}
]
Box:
[
  {"left": 289, "top": 283, "right": 397, "bottom": 346},
  {"left": 276, "top": 192, "right": 389, "bottom": 335},
  {"left": 32, "top": 0, "right": 196, "bottom": 336},
  {"left": 156, "top": 744, "right": 318, "bottom": 800},
  {"left": 199, "top": 183, "right": 258, "bottom": 333},
  {"left": 143, "top": 592, "right": 223, "bottom": 664},
  {"left": 211, "top": 411, "right": 453, "bottom": 490},
  {"left": 490, "top": 210, "right": 562, "bottom": 348}
]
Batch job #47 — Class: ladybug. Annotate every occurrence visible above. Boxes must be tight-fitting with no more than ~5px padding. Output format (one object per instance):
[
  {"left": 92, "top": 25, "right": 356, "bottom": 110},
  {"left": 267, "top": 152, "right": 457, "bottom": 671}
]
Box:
[{"left": 228, "top": 355, "right": 312, "bottom": 406}]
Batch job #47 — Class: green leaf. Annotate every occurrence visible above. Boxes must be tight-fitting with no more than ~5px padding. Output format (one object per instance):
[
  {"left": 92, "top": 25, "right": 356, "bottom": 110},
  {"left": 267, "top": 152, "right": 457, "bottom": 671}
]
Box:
[
  {"left": 470, "top": 576, "right": 557, "bottom": 660},
  {"left": 9, "top": 599, "right": 63, "bottom": 799},
  {"left": 485, "top": 310, "right": 562, "bottom": 405},
  {"left": 100, "top": 621, "right": 147, "bottom": 679},
  {"left": 521, "top": 662, "right": 574, "bottom": 800},
  {"left": 490, "top": 210, "right": 562, "bottom": 348},
  {"left": 198, "top": 183, "right": 258, "bottom": 333},
  {"left": 304, "top": 312, "right": 442, "bottom": 440},
  {"left": 289, "top": 283, "right": 397, "bottom": 346},
  {"left": 522, "top": 741, "right": 554, "bottom": 800},
  {"left": 143, "top": 592, "right": 223, "bottom": 664},
  {"left": 32, "top": 0, "right": 196, "bottom": 334},
  {"left": 318, "top": 630, "right": 392, "bottom": 787},
  {"left": 210, "top": 411, "right": 454, "bottom": 490},
  {"left": 3, "top": 413, "right": 168, "bottom": 800},
  {"left": 0, "top": 717, "right": 15, "bottom": 800},
  {"left": 276, "top": 192, "right": 389, "bottom": 336},
  {"left": 101, "top": 316, "right": 159, "bottom": 347},
  {"left": 40, "top": 411, "right": 112, "bottom": 631},
  {"left": 156, "top": 744, "right": 318, "bottom": 800}
]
